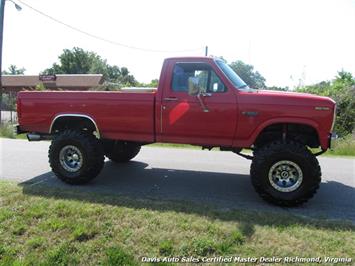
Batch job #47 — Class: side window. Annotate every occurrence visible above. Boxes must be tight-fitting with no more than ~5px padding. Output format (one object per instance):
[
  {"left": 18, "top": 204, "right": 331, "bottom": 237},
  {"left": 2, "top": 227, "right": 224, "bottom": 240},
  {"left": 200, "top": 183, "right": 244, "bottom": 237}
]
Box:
[
  {"left": 194, "top": 70, "right": 209, "bottom": 92},
  {"left": 171, "top": 63, "right": 226, "bottom": 93},
  {"left": 209, "top": 71, "right": 226, "bottom": 93},
  {"left": 172, "top": 65, "right": 189, "bottom": 92}
]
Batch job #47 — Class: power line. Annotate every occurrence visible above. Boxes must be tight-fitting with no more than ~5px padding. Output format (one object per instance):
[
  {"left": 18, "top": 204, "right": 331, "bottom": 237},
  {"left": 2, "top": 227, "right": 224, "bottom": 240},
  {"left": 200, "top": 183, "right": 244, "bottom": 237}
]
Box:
[{"left": 16, "top": 0, "right": 204, "bottom": 53}]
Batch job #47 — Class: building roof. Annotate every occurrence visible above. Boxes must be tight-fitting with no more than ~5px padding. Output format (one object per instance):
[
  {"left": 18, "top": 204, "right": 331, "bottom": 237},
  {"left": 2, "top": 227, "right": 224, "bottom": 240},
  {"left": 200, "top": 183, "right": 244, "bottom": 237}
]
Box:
[{"left": 1, "top": 74, "right": 104, "bottom": 90}]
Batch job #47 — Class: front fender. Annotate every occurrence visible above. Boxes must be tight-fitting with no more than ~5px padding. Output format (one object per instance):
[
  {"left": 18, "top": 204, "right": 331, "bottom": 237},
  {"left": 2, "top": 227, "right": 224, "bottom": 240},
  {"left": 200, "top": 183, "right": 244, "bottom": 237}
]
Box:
[{"left": 232, "top": 117, "right": 329, "bottom": 149}]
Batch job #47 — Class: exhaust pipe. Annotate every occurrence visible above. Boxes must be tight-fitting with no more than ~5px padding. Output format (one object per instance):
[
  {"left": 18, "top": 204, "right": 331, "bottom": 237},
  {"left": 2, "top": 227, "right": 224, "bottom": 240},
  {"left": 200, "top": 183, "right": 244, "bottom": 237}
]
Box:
[
  {"left": 26, "top": 133, "right": 52, "bottom": 141},
  {"left": 27, "top": 133, "right": 42, "bottom": 141}
]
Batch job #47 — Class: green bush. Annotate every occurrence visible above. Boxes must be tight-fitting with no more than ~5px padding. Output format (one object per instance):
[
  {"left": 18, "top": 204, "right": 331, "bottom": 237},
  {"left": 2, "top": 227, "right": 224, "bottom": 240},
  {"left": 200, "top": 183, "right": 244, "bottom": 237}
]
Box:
[
  {"left": 1, "top": 93, "right": 16, "bottom": 111},
  {"left": 0, "top": 123, "right": 16, "bottom": 138},
  {"left": 89, "top": 82, "right": 122, "bottom": 91},
  {"left": 330, "top": 135, "right": 355, "bottom": 156},
  {"left": 297, "top": 71, "right": 355, "bottom": 137}
]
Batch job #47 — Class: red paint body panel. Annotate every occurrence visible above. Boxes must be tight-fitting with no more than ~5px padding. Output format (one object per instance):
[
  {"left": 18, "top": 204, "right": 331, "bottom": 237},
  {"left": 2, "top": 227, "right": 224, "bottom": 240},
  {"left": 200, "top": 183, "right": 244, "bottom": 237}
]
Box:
[
  {"left": 17, "top": 57, "right": 336, "bottom": 150},
  {"left": 17, "top": 91, "right": 156, "bottom": 142},
  {"left": 156, "top": 58, "right": 237, "bottom": 146},
  {"left": 234, "top": 90, "right": 335, "bottom": 150}
]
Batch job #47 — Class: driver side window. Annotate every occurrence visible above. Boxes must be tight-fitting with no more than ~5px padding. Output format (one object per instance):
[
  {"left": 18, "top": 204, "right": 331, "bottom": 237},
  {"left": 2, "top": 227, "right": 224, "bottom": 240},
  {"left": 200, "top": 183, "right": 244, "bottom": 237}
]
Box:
[{"left": 171, "top": 63, "right": 226, "bottom": 93}]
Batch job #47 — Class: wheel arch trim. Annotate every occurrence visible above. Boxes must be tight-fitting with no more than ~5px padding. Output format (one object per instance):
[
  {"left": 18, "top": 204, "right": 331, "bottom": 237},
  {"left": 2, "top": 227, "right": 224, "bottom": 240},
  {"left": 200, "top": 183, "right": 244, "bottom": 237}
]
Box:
[
  {"left": 255, "top": 118, "right": 319, "bottom": 137},
  {"left": 233, "top": 117, "right": 322, "bottom": 148},
  {"left": 49, "top": 114, "right": 101, "bottom": 138}
]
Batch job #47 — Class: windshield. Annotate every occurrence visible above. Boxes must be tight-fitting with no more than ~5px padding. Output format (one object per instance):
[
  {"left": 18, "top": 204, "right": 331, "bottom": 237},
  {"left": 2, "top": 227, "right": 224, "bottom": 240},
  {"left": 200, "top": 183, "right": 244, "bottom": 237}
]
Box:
[{"left": 215, "top": 60, "right": 248, "bottom": 89}]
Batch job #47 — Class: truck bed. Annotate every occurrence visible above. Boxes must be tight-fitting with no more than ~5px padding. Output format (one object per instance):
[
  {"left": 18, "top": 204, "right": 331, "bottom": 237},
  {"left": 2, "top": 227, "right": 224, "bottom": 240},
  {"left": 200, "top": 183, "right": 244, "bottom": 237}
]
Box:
[{"left": 17, "top": 91, "right": 156, "bottom": 142}]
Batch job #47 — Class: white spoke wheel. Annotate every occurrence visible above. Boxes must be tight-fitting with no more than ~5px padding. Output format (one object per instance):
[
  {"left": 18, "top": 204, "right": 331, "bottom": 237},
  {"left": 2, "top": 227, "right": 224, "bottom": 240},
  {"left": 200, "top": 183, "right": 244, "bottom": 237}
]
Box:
[
  {"left": 59, "top": 145, "right": 83, "bottom": 172},
  {"left": 268, "top": 160, "right": 303, "bottom": 192}
]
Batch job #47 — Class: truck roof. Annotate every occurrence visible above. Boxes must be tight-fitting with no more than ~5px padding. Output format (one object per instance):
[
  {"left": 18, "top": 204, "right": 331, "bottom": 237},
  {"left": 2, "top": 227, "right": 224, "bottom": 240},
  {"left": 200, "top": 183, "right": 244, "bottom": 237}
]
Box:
[{"left": 164, "top": 56, "right": 216, "bottom": 61}]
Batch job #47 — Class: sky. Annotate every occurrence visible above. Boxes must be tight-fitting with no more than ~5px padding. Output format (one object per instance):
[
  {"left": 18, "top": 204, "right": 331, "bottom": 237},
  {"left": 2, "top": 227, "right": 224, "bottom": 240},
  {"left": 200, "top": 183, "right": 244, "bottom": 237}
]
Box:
[{"left": 3, "top": 0, "right": 355, "bottom": 88}]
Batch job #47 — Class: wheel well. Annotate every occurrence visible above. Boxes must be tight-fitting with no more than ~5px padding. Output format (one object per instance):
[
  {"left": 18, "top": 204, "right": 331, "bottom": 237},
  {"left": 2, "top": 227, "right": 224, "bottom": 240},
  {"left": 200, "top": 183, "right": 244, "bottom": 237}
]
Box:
[
  {"left": 50, "top": 116, "right": 99, "bottom": 138},
  {"left": 254, "top": 123, "right": 320, "bottom": 148}
]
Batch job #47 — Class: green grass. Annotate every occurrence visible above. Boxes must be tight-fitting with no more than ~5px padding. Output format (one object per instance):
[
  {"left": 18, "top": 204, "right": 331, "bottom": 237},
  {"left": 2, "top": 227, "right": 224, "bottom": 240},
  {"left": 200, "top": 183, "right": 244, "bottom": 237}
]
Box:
[
  {"left": 0, "top": 123, "right": 26, "bottom": 139},
  {"left": 0, "top": 181, "right": 354, "bottom": 265},
  {"left": 327, "top": 134, "right": 355, "bottom": 156},
  {"left": 0, "top": 123, "right": 16, "bottom": 139}
]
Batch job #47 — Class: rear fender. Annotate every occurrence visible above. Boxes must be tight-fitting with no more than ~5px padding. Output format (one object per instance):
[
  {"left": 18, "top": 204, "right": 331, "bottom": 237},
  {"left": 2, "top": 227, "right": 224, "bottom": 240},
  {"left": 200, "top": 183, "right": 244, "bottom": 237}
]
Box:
[{"left": 49, "top": 114, "right": 100, "bottom": 138}]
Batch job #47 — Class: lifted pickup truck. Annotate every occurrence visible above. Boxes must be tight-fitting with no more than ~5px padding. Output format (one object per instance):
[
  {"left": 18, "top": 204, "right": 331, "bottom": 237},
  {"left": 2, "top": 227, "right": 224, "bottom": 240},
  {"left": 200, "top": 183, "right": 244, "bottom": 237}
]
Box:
[{"left": 17, "top": 57, "right": 336, "bottom": 206}]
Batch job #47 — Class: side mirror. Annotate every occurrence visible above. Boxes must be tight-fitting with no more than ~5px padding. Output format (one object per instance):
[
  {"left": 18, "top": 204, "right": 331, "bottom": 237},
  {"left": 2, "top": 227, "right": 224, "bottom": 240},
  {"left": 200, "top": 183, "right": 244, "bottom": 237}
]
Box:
[
  {"left": 212, "top": 82, "right": 219, "bottom": 92},
  {"left": 188, "top": 77, "right": 200, "bottom": 96}
]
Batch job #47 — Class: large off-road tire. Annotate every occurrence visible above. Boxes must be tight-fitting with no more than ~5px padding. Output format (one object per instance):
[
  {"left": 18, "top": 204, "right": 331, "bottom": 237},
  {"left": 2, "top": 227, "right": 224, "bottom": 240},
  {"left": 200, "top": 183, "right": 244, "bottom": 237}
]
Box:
[
  {"left": 49, "top": 130, "right": 104, "bottom": 185},
  {"left": 250, "top": 141, "right": 321, "bottom": 206},
  {"left": 103, "top": 140, "right": 141, "bottom": 163}
]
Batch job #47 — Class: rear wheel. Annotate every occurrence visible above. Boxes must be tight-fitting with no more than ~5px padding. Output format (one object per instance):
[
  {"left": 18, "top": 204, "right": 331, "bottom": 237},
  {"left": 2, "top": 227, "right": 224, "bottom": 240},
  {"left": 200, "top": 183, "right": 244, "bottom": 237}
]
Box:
[
  {"left": 250, "top": 141, "right": 321, "bottom": 206},
  {"left": 49, "top": 130, "right": 104, "bottom": 185},
  {"left": 103, "top": 140, "right": 141, "bottom": 163}
]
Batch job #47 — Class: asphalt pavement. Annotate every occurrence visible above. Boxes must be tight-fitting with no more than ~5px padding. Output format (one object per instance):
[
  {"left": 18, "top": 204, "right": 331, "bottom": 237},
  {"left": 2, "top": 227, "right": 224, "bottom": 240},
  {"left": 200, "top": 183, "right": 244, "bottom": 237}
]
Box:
[{"left": 1, "top": 138, "right": 354, "bottom": 223}]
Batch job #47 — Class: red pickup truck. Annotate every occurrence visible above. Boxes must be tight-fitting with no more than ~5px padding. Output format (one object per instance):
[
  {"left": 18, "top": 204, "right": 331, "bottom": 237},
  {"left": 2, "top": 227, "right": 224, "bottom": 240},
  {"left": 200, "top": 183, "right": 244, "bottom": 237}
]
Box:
[{"left": 17, "top": 57, "right": 336, "bottom": 206}]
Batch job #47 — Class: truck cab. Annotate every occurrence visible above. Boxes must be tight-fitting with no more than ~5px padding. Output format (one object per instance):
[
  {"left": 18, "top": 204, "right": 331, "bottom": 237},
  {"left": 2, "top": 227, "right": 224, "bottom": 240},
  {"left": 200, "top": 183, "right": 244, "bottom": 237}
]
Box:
[
  {"left": 156, "top": 57, "right": 334, "bottom": 151},
  {"left": 156, "top": 57, "right": 239, "bottom": 146}
]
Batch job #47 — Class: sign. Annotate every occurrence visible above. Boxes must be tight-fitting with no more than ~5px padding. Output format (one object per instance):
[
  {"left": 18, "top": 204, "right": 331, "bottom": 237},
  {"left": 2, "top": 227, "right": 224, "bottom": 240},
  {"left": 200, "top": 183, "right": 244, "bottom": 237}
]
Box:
[{"left": 39, "top": 75, "right": 56, "bottom": 82}]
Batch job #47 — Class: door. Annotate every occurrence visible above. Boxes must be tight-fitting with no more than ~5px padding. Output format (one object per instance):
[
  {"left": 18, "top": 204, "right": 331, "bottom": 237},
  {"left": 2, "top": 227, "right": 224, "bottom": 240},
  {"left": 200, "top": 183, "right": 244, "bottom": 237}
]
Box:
[{"left": 160, "top": 62, "right": 237, "bottom": 146}]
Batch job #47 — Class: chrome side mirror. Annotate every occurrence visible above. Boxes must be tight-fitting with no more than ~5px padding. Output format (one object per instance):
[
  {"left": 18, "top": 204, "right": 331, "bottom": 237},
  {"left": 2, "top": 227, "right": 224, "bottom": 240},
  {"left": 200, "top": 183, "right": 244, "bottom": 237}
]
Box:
[{"left": 212, "top": 82, "right": 219, "bottom": 92}]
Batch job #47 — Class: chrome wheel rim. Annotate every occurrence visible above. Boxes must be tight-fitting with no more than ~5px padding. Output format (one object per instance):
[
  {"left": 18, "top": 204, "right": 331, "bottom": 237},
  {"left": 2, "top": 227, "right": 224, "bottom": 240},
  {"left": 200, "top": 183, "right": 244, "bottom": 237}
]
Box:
[
  {"left": 268, "top": 160, "right": 303, "bottom": 192},
  {"left": 59, "top": 145, "right": 83, "bottom": 172}
]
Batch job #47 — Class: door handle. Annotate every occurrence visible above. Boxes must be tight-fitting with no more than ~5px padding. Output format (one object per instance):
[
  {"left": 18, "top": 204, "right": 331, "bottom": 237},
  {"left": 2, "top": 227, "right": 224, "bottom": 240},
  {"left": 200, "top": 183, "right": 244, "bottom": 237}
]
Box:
[
  {"left": 163, "top": 97, "right": 178, "bottom": 101},
  {"left": 242, "top": 111, "right": 259, "bottom": 117},
  {"left": 201, "top": 92, "right": 212, "bottom": 97}
]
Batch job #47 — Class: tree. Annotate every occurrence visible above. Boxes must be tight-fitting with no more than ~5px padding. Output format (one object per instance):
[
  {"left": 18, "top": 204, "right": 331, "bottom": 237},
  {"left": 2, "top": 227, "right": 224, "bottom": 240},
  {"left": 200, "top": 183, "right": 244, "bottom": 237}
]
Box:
[
  {"left": 266, "top": 86, "right": 289, "bottom": 91},
  {"left": 1, "top": 93, "right": 16, "bottom": 110},
  {"left": 1, "top": 65, "right": 25, "bottom": 116},
  {"left": 2, "top": 65, "right": 25, "bottom": 75},
  {"left": 117, "top": 67, "right": 136, "bottom": 86},
  {"left": 43, "top": 47, "right": 137, "bottom": 87},
  {"left": 149, "top": 79, "right": 159, "bottom": 87},
  {"left": 137, "top": 79, "right": 159, "bottom": 88},
  {"left": 297, "top": 71, "right": 355, "bottom": 136},
  {"left": 229, "top": 60, "right": 266, "bottom": 88}
]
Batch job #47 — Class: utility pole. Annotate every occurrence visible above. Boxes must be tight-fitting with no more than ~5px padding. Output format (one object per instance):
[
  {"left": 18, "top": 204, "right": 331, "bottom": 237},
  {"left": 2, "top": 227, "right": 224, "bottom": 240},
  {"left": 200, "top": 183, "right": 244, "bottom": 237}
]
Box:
[
  {"left": 248, "top": 40, "right": 251, "bottom": 64},
  {"left": 0, "top": 0, "right": 21, "bottom": 124},
  {"left": 205, "top": 46, "right": 208, "bottom": 56},
  {"left": 0, "top": 0, "right": 5, "bottom": 123}
]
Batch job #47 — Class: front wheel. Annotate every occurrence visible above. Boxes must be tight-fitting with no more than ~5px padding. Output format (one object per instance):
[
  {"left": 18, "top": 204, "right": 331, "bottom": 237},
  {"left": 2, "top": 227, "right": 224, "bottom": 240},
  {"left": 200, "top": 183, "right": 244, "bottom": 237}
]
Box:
[
  {"left": 49, "top": 130, "right": 104, "bottom": 185},
  {"left": 250, "top": 141, "right": 321, "bottom": 206}
]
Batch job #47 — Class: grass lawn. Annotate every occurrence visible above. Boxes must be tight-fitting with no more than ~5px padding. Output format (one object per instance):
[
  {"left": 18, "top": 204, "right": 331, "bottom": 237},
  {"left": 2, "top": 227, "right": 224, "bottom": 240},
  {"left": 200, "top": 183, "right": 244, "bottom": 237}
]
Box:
[{"left": 0, "top": 181, "right": 354, "bottom": 265}]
